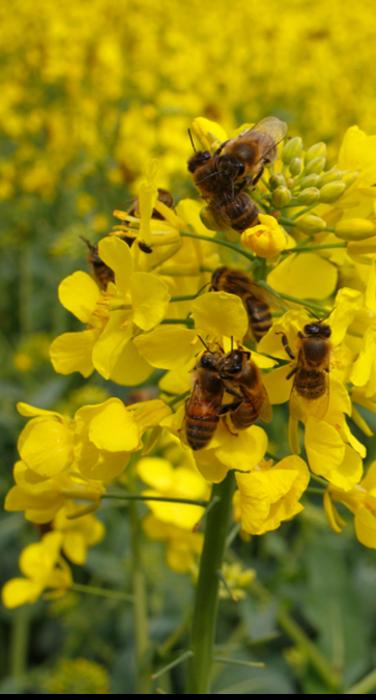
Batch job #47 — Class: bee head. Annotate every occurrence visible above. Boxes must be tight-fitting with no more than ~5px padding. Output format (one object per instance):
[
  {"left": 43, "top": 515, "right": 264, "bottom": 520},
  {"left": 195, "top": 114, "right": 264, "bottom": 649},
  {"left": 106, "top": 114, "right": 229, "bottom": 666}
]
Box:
[
  {"left": 220, "top": 349, "right": 250, "bottom": 376},
  {"left": 304, "top": 322, "right": 331, "bottom": 338},
  {"left": 187, "top": 151, "right": 211, "bottom": 173},
  {"left": 199, "top": 351, "right": 219, "bottom": 371}
]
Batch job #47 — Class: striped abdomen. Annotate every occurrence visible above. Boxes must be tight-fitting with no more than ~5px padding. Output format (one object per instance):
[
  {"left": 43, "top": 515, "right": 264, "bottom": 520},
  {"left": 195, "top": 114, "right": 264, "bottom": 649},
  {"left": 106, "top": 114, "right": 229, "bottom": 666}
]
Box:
[
  {"left": 295, "top": 368, "right": 326, "bottom": 399},
  {"left": 185, "top": 412, "right": 220, "bottom": 451},
  {"left": 244, "top": 295, "right": 272, "bottom": 341}
]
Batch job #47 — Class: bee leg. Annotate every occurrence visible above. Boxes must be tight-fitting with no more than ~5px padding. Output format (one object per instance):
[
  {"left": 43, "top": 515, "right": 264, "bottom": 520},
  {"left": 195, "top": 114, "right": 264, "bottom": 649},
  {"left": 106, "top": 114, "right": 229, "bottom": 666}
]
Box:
[
  {"left": 219, "top": 399, "right": 242, "bottom": 415},
  {"left": 286, "top": 366, "right": 297, "bottom": 381},
  {"left": 222, "top": 416, "right": 238, "bottom": 437},
  {"left": 279, "top": 333, "right": 295, "bottom": 361},
  {"left": 251, "top": 166, "right": 264, "bottom": 188},
  {"left": 221, "top": 381, "right": 244, "bottom": 400}
]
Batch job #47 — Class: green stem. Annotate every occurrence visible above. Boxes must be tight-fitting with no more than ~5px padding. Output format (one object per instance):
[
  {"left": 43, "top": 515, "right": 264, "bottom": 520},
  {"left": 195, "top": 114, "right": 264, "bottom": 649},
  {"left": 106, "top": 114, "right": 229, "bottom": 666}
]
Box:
[
  {"left": 103, "top": 493, "right": 209, "bottom": 507},
  {"left": 170, "top": 293, "right": 203, "bottom": 302},
  {"left": 10, "top": 607, "right": 30, "bottom": 680},
  {"left": 345, "top": 668, "right": 376, "bottom": 694},
  {"left": 181, "top": 230, "right": 255, "bottom": 263},
  {"left": 152, "top": 650, "right": 193, "bottom": 680},
  {"left": 129, "top": 484, "right": 151, "bottom": 693},
  {"left": 187, "top": 471, "right": 235, "bottom": 694},
  {"left": 280, "top": 242, "right": 347, "bottom": 255},
  {"left": 161, "top": 318, "right": 194, "bottom": 327},
  {"left": 71, "top": 583, "right": 134, "bottom": 602}
]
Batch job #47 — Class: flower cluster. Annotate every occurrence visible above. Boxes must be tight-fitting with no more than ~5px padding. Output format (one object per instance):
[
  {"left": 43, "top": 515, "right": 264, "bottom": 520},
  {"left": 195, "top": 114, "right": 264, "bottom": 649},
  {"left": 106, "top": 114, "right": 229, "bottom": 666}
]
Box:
[{"left": 4, "top": 114, "right": 376, "bottom": 608}]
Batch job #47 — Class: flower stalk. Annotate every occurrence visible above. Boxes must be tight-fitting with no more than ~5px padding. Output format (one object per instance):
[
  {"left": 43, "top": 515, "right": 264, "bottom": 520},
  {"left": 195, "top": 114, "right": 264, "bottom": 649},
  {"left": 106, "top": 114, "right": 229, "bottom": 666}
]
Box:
[{"left": 186, "top": 471, "right": 235, "bottom": 694}]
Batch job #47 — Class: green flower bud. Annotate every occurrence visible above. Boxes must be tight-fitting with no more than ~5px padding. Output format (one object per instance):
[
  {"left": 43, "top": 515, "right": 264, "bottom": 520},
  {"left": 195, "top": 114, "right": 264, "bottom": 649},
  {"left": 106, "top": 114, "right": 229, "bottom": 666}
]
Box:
[
  {"left": 282, "top": 137, "right": 303, "bottom": 164},
  {"left": 306, "top": 142, "right": 327, "bottom": 161},
  {"left": 272, "top": 186, "right": 292, "bottom": 207},
  {"left": 296, "top": 214, "right": 327, "bottom": 232},
  {"left": 269, "top": 173, "right": 286, "bottom": 190},
  {"left": 289, "top": 157, "right": 303, "bottom": 176},
  {"left": 305, "top": 157, "right": 326, "bottom": 175},
  {"left": 297, "top": 187, "right": 320, "bottom": 204},
  {"left": 319, "top": 181, "right": 346, "bottom": 202},
  {"left": 342, "top": 171, "right": 359, "bottom": 187},
  {"left": 299, "top": 173, "right": 320, "bottom": 188},
  {"left": 319, "top": 168, "right": 343, "bottom": 185},
  {"left": 335, "top": 218, "right": 376, "bottom": 240}
]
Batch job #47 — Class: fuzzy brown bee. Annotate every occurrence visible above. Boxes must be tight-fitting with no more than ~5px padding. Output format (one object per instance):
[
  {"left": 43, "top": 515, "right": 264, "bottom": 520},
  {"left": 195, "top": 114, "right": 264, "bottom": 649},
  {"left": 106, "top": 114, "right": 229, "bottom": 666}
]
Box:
[
  {"left": 203, "top": 192, "right": 259, "bottom": 233},
  {"left": 81, "top": 237, "right": 114, "bottom": 290},
  {"left": 218, "top": 349, "right": 272, "bottom": 428},
  {"left": 217, "top": 116, "right": 288, "bottom": 188},
  {"left": 281, "top": 322, "right": 331, "bottom": 418},
  {"left": 184, "top": 350, "right": 225, "bottom": 451},
  {"left": 211, "top": 266, "right": 272, "bottom": 342}
]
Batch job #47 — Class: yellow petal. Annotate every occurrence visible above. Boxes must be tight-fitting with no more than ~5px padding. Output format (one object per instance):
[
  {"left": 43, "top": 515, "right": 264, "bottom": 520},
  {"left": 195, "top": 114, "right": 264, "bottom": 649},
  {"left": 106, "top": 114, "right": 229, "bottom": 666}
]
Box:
[
  {"left": 192, "top": 291, "right": 248, "bottom": 341},
  {"left": 129, "top": 399, "right": 171, "bottom": 433},
  {"left": 138, "top": 457, "right": 173, "bottom": 490},
  {"left": 91, "top": 312, "right": 133, "bottom": 379},
  {"left": 213, "top": 423, "right": 267, "bottom": 472},
  {"left": 134, "top": 325, "right": 196, "bottom": 369},
  {"left": 58, "top": 271, "right": 100, "bottom": 322},
  {"left": 2, "top": 578, "right": 43, "bottom": 608},
  {"left": 262, "top": 365, "right": 292, "bottom": 404},
  {"left": 18, "top": 419, "right": 73, "bottom": 477},
  {"left": 305, "top": 419, "right": 345, "bottom": 480},
  {"left": 62, "top": 532, "right": 87, "bottom": 565},
  {"left": 16, "top": 403, "right": 61, "bottom": 419},
  {"left": 98, "top": 236, "right": 133, "bottom": 297},
  {"left": 109, "top": 339, "right": 153, "bottom": 386},
  {"left": 50, "top": 330, "right": 97, "bottom": 377},
  {"left": 355, "top": 507, "right": 376, "bottom": 548},
  {"left": 20, "top": 532, "right": 63, "bottom": 578},
  {"left": 130, "top": 272, "right": 170, "bottom": 330},
  {"left": 267, "top": 253, "right": 337, "bottom": 300},
  {"left": 88, "top": 399, "right": 140, "bottom": 452}
]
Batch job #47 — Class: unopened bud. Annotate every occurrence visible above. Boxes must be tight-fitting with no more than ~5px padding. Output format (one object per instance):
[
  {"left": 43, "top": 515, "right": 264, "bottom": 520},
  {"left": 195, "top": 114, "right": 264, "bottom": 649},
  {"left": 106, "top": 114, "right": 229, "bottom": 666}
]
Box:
[
  {"left": 342, "top": 171, "right": 359, "bottom": 187},
  {"left": 297, "top": 187, "right": 320, "bottom": 204},
  {"left": 300, "top": 173, "right": 320, "bottom": 188},
  {"left": 319, "top": 168, "right": 343, "bottom": 185},
  {"left": 297, "top": 214, "right": 327, "bottom": 232},
  {"left": 282, "top": 137, "right": 303, "bottom": 164},
  {"left": 289, "top": 157, "right": 303, "bottom": 176},
  {"left": 272, "top": 186, "right": 292, "bottom": 207},
  {"left": 305, "top": 157, "right": 326, "bottom": 175},
  {"left": 306, "top": 142, "right": 327, "bottom": 160},
  {"left": 348, "top": 235, "right": 376, "bottom": 254},
  {"left": 335, "top": 218, "right": 376, "bottom": 240},
  {"left": 319, "top": 181, "right": 346, "bottom": 203},
  {"left": 269, "top": 173, "right": 286, "bottom": 190}
]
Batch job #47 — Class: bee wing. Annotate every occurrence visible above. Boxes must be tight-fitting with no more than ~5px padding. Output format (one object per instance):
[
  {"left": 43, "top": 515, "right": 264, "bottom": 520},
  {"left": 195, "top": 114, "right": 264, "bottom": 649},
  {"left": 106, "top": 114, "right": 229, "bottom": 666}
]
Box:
[
  {"left": 289, "top": 372, "right": 330, "bottom": 422},
  {"left": 236, "top": 116, "right": 288, "bottom": 143},
  {"left": 259, "top": 388, "right": 273, "bottom": 423}
]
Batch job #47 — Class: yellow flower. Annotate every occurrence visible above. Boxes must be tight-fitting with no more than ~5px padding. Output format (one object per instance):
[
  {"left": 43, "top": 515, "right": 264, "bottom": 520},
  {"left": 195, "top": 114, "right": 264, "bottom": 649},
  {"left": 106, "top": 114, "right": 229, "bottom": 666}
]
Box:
[
  {"left": 219, "top": 562, "right": 255, "bottom": 601},
  {"left": 50, "top": 236, "right": 170, "bottom": 385},
  {"left": 16, "top": 402, "right": 74, "bottom": 478},
  {"left": 324, "top": 460, "right": 376, "bottom": 548},
  {"left": 241, "top": 215, "right": 289, "bottom": 259},
  {"left": 53, "top": 505, "right": 105, "bottom": 565},
  {"left": 234, "top": 455, "right": 309, "bottom": 535},
  {"left": 143, "top": 514, "right": 203, "bottom": 574},
  {"left": 137, "top": 450, "right": 209, "bottom": 530},
  {"left": 5, "top": 461, "right": 104, "bottom": 524},
  {"left": 2, "top": 532, "right": 72, "bottom": 608}
]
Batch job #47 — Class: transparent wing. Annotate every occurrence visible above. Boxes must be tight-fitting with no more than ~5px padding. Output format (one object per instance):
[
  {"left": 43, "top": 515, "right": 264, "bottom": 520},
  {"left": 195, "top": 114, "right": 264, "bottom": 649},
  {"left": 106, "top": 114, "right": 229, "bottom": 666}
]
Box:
[{"left": 237, "top": 116, "right": 288, "bottom": 143}]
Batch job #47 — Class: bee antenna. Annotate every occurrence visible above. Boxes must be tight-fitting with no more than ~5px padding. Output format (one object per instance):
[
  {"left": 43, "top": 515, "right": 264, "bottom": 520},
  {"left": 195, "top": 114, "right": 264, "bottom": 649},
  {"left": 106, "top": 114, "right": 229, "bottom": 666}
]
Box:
[
  {"left": 196, "top": 281, "right": 211, "bottom": 295},
  {"left": 79, "top": 235, "right": 95, "bottom": 252},
  {"left": 197, "top": 335, "right": 210, "bottom": 351},
  {"left": 230, "top": 335, "right": 234, "bottom": 352},
  {"left": 188, "top": 128, "right": 197, "bottom": 153}
]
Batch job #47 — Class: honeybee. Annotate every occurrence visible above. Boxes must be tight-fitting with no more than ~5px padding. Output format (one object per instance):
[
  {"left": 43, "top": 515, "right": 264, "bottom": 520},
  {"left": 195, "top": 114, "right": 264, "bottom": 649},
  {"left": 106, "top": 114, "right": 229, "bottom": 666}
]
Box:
[
  {"left": 81, "top": 237, "right": 114, "bottom": 290},
  {"left": 185, "top": 350, "right": 225, "bottom": 451},
  {"left": 218, "top": 349, "right": 272, "bottom": 428},
  {"left": 203, "top": 192, "right": 259, "bottom": 233},
  {"left": 211, "top": 266, "right": 272, "bottom": 341},
  {"left": 281, "top": 322, "right": 331, "bottom": 418},
  {"left": 217, "top": 116, "right": 288, "bottom": 188}
]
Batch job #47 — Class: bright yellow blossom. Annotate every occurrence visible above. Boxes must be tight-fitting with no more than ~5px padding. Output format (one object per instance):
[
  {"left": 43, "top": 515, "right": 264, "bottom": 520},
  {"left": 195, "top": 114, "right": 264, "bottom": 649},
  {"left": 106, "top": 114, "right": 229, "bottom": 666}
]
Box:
[
  {"left": 2, "top": 533, "right": 72, "bottom": 608},
  {"left": 241, "top": 215, "right": 289, "bottom": 259},
  {"left": 143, "top": 514, "right": 203, "bottom": 574},
  {"left": 53, "top": 505, "right": 105, "bottom": 565},
  {"left": 234, "top": 456, "right": 310, "bottom": 535}
]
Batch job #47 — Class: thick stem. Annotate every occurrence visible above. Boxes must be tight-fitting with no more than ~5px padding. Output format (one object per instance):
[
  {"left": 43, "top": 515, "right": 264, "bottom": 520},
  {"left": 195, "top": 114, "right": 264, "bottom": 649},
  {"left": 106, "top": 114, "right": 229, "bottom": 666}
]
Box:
[
  {"left": 187, "top": 471, "right": 235, "bottom": 694},
  {"left": 129, "top": 497, "right": 151, "bottom": 693}
]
